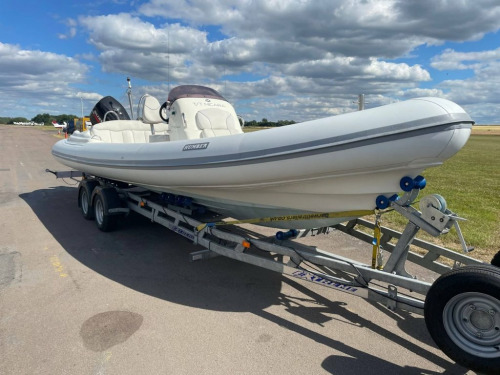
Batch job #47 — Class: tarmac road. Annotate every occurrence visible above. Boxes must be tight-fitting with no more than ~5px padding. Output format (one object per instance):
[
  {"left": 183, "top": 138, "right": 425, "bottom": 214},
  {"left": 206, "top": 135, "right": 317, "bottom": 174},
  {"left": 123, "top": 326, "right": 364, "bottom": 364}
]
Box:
[{"left": 0, "top": 125, "right": 475, "bottom": 374}]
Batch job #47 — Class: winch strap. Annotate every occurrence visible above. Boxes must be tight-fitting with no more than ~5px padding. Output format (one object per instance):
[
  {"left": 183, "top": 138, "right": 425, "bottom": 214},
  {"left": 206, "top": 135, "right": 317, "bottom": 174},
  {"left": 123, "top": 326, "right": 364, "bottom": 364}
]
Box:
[
  {"left": 196, "top": 209, "right": 374, "bottom": 231},
  {"left": 372, "top": 220, "right": 381, "bottom": 269}
]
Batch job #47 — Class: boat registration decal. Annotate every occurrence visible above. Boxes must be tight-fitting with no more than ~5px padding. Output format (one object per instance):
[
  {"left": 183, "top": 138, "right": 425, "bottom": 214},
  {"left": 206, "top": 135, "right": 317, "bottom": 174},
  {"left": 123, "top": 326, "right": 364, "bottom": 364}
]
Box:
[{"left": 183, "top": 142, "right": 210, "bottom": 151}]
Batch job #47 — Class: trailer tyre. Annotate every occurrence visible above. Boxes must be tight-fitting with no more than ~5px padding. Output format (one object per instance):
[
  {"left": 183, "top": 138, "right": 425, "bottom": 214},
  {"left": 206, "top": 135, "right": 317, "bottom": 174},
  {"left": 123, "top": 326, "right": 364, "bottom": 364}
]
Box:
[
  {"left": 78, "top": 180, "right": 99, "bottom": 220},
  {"left": 492, "top": 250, "right": 500, "bottom": 268},
  {"left": 93, "top": 187, "right": 121, "bottom": 232},
  {"left": 424, "top": 265, "right": 500, "bottom": 374}
]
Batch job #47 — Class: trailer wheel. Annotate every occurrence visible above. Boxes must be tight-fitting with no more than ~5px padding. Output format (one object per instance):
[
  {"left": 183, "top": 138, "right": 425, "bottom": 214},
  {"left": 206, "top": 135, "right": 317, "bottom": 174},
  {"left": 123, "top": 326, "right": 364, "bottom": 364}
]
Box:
[
  {"left": 92, "top": 187, "right": 121, "bottom": 232},
  {"left": 424, "top": 265, "right": 500, "bottom": 374},
  {"left": 492, "top": 250, "right": 500, "bottom": 268},
  {"left": 78, "top": 180, "right": 99, "bottom": 220}
]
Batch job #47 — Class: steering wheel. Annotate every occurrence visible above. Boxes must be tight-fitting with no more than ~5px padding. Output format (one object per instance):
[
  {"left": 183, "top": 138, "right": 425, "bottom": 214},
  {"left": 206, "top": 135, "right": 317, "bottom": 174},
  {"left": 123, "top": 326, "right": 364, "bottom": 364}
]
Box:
[{"left": 159, "top": 102, "right": 169, "bottom": 123}]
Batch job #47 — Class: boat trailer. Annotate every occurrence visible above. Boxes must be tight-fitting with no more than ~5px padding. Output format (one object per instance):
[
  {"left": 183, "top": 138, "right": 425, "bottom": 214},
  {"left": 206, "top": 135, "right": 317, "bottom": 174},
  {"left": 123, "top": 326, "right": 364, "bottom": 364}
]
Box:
[{"left": 48, "top": 170, "right": 500, "bottom": 374}]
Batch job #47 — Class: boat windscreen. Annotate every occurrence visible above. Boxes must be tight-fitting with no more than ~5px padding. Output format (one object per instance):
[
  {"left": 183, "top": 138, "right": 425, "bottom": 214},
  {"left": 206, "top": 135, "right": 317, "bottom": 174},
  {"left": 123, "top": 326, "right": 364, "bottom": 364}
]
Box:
[{"left": 167, "top": 85, "right": 227, "bottom": 103}]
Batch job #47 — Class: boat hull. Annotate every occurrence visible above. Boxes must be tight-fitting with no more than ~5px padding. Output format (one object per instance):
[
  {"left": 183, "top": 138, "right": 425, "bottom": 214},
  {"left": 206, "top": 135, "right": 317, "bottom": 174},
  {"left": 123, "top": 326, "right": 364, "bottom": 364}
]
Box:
[{"left": 52, "top": 97, "right": 472, "bottom": 229}]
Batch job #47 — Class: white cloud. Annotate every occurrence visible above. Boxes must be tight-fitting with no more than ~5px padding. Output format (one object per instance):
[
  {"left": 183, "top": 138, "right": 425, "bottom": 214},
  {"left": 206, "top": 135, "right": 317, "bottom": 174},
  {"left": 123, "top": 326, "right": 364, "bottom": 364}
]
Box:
[
  {"left": 425, "top": 47, "right": 500, "bottom": 122},
  {"left": 0, "top": 42, "right": 86, "bottom": 92},
  {"left": 394, "top": 0, "right": 500, "bottom": 41},
  {"left": 397, "top": 88, "right": 446, "bottom": 99},
  {"left": 139, "top": 0, "right": 500, "bottom": 57},
  {"left": 133, "top": 0, "right": 500, "bottom": 121},
  {"left": 431, "top": 47, "right": 500, "bottom": 70},
  {"left": 78, "top": 13, "right": 211, "bottom": 81},
  {"left": 364, "top": 60, "right": 430, "bottom": 81},
  {"left": 75, "top": 92, "right": 103, "bottom": 101},
  {"left": 0, "top": 43, "right": 99, "bottom": 117},
  {"left": 284, "top": 56, "right": 430, "bottom": 82},
  {"left": 3, "top": 1, "right": 500, "bottom": 122},
  {"left": 139, "top": 0, "right": 244, "bottom": 27},
  {"left": 80, "top": 14, "right": 207, "bottom": 53}
]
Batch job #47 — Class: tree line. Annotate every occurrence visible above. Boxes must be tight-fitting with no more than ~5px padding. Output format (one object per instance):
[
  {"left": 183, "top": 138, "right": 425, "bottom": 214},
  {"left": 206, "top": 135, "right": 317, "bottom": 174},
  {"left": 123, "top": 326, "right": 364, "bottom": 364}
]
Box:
[
  {"left": 1, "top": 114, "right": 296, "bottom": 127},
  {"left": 0, "top": 113, "right": 78, "bottom": 125},
  {"left": 244, "top": 118, "right": 296, "bottom": 127}
]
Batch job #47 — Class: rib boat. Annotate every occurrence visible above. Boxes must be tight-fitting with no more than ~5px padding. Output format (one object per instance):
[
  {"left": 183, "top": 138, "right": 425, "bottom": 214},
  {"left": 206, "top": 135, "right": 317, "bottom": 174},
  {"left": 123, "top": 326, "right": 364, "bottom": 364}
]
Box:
[{"left": 51, "top": 85, "right": 473, "bottom": 229}]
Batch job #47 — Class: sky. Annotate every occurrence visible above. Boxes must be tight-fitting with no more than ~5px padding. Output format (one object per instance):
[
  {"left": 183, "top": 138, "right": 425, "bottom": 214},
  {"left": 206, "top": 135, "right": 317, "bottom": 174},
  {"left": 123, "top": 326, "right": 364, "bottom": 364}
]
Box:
[{"left": 1, "top": 0, "right": 500, "bottom": 124}]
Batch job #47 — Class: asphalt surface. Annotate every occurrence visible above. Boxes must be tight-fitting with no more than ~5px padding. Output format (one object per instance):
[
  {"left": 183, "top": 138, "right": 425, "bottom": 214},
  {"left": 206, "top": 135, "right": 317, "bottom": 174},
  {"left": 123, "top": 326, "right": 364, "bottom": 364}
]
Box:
[{"left": 0, "top": 125, "right": 475, "bottom": 374}]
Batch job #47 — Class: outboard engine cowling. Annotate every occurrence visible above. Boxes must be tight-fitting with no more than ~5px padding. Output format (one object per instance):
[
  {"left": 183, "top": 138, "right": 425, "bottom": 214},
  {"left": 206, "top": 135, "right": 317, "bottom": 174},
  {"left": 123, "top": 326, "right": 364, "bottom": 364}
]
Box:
[{"left": 90, "top": 96, "right": 130, "bottom": 125}]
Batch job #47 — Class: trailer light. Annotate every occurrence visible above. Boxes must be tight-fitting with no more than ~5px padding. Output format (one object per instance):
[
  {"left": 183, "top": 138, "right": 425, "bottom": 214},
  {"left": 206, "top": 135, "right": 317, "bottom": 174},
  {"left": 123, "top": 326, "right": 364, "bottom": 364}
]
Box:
[{"left": 242, "top": 240, "right": 251, "bottom": 248}]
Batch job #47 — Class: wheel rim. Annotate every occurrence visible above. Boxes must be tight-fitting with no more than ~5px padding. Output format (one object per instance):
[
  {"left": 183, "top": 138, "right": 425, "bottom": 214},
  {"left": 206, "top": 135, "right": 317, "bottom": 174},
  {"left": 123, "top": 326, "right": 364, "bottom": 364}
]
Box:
[
  {"left": 443, "top": 292, "right": 500, "bottom": 358},
  {"left": 95, "top": 198, "right": 104, "bottom": 225},
  {"left": 80, "top": 190, "right": 89, "bottom": 215}
]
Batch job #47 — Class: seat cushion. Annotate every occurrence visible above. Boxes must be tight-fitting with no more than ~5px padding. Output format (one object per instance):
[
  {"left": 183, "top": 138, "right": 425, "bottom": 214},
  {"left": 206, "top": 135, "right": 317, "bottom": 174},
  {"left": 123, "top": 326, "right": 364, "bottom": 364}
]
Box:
[
  {"left": 90, "top": 120, "right": 169, "bottom": 143},
  {"left": 195, "top": 108, "right": 243, "bottom": 138}
]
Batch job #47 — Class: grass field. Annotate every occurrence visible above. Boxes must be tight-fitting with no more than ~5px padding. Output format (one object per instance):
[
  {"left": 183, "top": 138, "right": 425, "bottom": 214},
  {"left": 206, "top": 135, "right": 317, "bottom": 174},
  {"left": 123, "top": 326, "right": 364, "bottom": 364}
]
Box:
[{"left": 472, "top": 125, "right": 500, "bottom": 135}]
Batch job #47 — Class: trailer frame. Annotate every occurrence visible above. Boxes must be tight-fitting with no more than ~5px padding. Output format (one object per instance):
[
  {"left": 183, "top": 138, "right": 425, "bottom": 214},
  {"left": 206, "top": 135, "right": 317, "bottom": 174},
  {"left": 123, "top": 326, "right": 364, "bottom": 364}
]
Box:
[
  {"left": 49, "top": 170, "right": 499, "bottom": 374},
  {"left": 76, "top": 175, "right": 483, "bottom": 314}
]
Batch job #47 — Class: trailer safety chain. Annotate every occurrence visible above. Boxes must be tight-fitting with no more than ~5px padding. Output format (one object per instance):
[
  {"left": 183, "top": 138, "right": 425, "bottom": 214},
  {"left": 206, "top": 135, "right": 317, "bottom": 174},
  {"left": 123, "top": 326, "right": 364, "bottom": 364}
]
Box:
[{"left": 195, "top": 209, "right": 375, "bottom": 232}]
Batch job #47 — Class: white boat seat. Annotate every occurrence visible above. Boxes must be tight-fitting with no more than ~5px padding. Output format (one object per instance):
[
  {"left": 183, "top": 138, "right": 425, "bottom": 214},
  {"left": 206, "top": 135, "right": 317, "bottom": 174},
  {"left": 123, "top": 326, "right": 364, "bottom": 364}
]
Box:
[
  {"left": 195, "top": 108, "right": 243, "bottom": 138},
  {"left": 141, "top": 95, "right": 165, "bottom": 125},
  {"left": 90, "top": 120, "right": 169, "bottom": 143}
]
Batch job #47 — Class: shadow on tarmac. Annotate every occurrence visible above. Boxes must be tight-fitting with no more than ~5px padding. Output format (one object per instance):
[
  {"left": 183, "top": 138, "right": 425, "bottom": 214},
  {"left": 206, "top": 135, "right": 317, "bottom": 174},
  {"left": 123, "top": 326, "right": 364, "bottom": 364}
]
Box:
[{"left": 20, "top": 186, "right": 469, "bottom": 374}]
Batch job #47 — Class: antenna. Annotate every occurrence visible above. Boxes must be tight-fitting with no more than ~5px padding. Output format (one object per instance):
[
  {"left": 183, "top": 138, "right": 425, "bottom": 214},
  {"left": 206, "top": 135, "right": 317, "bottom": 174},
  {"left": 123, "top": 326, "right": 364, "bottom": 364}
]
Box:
[
  {"left": 80, "top": 97, "right": 84, "bottom": 131},
  {"left": 126, "top": 77, "right": 134, "bottom": 118},
  {"left": 353, "top": 94, "right": 368, "bottom": 111},
  {"left": 167, "top": 28, "right": 170, "bottom": 93}
]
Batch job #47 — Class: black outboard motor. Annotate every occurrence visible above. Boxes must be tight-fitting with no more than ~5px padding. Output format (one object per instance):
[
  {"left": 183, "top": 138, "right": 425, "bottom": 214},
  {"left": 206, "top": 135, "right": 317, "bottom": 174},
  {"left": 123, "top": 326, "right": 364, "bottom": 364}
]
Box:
[{"left": 90, "top": 96, "right": 131, "bottom": 125}]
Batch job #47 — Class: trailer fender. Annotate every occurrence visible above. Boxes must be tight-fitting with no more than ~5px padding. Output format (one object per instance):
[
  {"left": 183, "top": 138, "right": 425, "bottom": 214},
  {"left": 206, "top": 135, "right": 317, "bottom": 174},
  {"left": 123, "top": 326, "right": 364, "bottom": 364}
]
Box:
[{"left": 91, "top": 186, "right": 124, "bottom": 232}]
